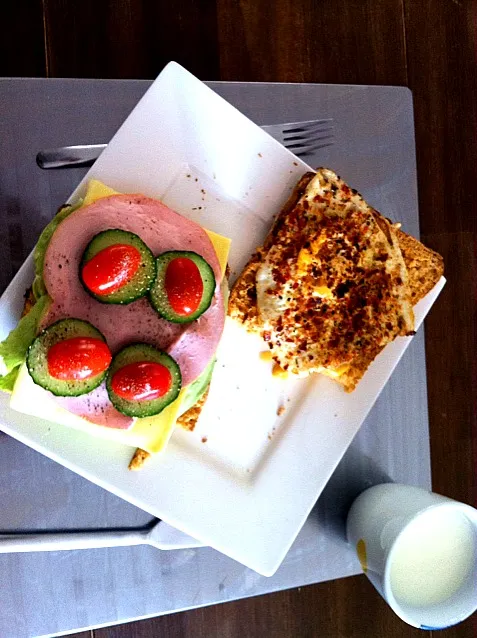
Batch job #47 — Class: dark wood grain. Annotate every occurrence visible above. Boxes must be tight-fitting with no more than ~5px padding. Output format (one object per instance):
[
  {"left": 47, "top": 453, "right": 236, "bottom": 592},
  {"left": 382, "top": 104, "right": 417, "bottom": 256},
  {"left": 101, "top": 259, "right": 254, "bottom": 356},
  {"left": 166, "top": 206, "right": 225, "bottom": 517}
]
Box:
[
  {"left": 217, "top": 0, "right": 408, "bottom": 85},
  {"left": 42, "top": 0, "right": 219, "bottom": 79},
  {"left": 404, "top": 0, "right": 477, "bottom": 235},
  {"left": 402, "top": 8, "right": 477, "bottom": 637},
  {"left": 418, "top": 231, "right": 476, "bottom": 638},
  {"left": 1, "top": 0, "right": 46, "bottom": 76},
  {"left": 421, "top": 232, "right": 477, "bottom": 638},
  {"left": 93, "top": 574, "right": 476, "bottom": 638},
  {"left": 93, "top": 576, "right": 421, "bottom": 638},
  {"left": 422, "top": 232, "right": 476, "bottom": 507}
]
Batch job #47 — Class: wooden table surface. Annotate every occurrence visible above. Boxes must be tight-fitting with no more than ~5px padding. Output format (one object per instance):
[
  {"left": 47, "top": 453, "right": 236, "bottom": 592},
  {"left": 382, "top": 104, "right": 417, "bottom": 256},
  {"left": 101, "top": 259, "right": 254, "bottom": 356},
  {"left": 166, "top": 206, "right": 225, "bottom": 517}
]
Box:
[{"left": 3, "top": 1, "right": 477, "bottom": 636}]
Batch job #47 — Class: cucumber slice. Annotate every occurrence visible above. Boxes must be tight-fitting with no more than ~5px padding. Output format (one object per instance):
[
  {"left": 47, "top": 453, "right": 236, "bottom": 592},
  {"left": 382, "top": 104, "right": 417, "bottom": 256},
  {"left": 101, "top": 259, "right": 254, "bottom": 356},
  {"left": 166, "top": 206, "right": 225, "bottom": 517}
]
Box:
[
  {"left": 106, "top": 344, "right": 181, "bottom": 417},
  {"left": 27, "top": 319, "right": 109, "bottom": 396},
  {"left": 80, "top": 229, "right": 156, "bottom": 304},
  {"left": 149, "top": 251, "right": 216, "bottom": 324}
]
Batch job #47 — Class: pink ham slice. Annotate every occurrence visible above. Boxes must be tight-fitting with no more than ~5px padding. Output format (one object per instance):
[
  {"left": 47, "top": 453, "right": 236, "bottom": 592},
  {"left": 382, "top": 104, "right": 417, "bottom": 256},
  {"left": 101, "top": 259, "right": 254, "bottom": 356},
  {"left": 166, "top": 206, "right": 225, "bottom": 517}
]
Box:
[{"left": 42, "top": 194, "right": 225, "bottom": 429}]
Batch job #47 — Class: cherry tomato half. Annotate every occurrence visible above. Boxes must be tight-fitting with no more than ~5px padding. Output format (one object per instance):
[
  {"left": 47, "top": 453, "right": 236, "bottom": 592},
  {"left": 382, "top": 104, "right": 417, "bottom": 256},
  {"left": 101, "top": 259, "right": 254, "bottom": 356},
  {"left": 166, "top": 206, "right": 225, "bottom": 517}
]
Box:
[
  {"left": 82, "top": 244, "right": 142, "bottom": 295},
  {"left": 165, "top": 257, "right": 203, "bottom": 316},
  {"left": 110, "top": 361, "right": 172, "bottom": 401},
  {"left": 47, "top": 337, "right": 112, "bottom": 381}
]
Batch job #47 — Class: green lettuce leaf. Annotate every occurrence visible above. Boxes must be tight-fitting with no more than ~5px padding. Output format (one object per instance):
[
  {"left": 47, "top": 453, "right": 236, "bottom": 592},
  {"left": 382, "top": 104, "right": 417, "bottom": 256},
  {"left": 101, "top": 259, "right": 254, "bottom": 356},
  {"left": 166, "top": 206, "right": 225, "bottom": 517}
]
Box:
[
  {"left": 32, "top": 201, "right": 82, "bottom": 297},
  {"left": 0, "top": 200, "right": 82, "bottom": 393},
  {"left": 0, "top": 294, "right": 50, "bottom": 392},
  {"left": 179, "top": 357, "right": 216, "bottom": 415},
  {"left": 0, "top": 367, "right": 22, "bottom": 392}
]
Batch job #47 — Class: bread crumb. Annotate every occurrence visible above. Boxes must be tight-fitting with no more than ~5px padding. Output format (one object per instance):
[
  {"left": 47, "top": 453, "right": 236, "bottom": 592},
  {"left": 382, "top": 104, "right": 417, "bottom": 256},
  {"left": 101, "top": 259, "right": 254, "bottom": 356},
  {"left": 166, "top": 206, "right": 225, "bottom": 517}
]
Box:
[
  {"left": 259, "top": 350, "right": 272, "bottom": 362},
  {"left": 129, "top": 448, "right": 151, "bottom": 471},
  {"left": 258, "top": 152, "right": 263, "bottom": 157},
  {"left": 201, "top": 436, "right": 208, "bottom": 443},
  {"left": 277, "top": 405, "right": 285, "bottom": 416},
  {"left": 177, "top": 386, "right": 210, "bottom": 432}
]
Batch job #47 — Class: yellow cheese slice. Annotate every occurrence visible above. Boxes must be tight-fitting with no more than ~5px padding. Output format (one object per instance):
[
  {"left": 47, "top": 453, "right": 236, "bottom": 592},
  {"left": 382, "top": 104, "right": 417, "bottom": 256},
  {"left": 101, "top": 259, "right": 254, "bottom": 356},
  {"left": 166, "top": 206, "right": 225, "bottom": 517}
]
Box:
[
  {"left": 82, "top": 179, "right": 119, "bottom": 205},
  {"left": 205, "top": 228, "right": 231, "bottom": 279},
  {"left": 10, "top": 180, "right": 231, "bottom": 454},
  {"left": 11, "top": 363, "right": 184, "bottom": 453}
]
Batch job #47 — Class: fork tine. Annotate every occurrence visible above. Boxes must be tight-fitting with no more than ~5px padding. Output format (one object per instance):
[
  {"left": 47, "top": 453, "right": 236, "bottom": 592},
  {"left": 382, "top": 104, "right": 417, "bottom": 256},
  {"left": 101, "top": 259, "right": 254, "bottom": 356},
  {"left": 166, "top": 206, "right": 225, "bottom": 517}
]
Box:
[
  {"left": 284, "top": 125, "right": 334, "bottom": 138},
  {"left": 278, "top": 116, "right": 335, "bottom": 156},
  {"left": 283, "top": 126, "right": 333, "bottom": 142},
  {"left": 281, "top": 118, "right": 333, "bottom": 134},
  {"left": 286, "top": 134, "right": 334, "bottom": 149},
  {"left": 287, "top": 140, "right": 335, "bottom": 156}
]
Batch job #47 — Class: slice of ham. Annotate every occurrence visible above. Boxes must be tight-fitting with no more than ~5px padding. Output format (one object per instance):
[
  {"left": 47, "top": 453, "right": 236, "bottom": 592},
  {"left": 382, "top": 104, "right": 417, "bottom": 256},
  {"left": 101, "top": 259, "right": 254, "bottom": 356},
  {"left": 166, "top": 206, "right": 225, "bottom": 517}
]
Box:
[{"left": 42, "top": 194, "right": 225, "bottom": 429}]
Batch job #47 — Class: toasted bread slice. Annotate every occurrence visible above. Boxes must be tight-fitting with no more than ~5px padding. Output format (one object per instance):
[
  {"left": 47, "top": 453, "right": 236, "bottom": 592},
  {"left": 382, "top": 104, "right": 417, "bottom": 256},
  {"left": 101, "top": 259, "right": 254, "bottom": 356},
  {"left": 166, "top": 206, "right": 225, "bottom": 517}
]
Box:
[
  {"left": 395, "top": 229, "right": 444, "bottom": 304},
  {"left": 229, "top": 230, "right": 443, "bottom": 333},
  {"left": 229, "top": 170, "right": 444, "bottom": 392},
  {"left": 228, "top": 172, "right": 315, "bottom": 333}
]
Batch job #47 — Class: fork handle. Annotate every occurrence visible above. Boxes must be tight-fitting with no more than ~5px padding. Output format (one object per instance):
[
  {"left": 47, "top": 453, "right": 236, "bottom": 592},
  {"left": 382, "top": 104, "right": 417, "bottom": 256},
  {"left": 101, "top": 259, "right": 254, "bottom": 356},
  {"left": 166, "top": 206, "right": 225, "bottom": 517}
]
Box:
[
  {"left": 36, "top": 144, "right": 108, "bottom": 169},
  {"left": 36, "top": 124, "right": 278, "bottom": 170},
  {"left": 0, "top": 529, "right": 147, "bottom": 553}
]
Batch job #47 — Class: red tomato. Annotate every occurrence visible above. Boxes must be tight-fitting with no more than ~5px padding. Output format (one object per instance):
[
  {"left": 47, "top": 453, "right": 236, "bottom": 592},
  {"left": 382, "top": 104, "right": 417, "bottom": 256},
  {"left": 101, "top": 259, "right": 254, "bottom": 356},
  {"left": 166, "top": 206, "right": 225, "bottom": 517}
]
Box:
[
  {"left": 165, "top": 257, "right": 203, "bottom": 316},
  {"left": 111, "top": 361, "right": 172, "bottom": 401},
  {"left": 82, "top": 244, "right": 141, "bottom": 295},
  {"left": 47, "top": 337, "right": 112, "bottom": 381}
]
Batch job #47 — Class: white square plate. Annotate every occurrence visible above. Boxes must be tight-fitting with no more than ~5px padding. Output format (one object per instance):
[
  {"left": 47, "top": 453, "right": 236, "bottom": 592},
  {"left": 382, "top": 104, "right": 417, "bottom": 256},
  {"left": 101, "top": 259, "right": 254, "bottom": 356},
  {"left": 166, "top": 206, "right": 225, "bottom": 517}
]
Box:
[{"left": 0, "top": 62, "right": 444, "bottom": 576}]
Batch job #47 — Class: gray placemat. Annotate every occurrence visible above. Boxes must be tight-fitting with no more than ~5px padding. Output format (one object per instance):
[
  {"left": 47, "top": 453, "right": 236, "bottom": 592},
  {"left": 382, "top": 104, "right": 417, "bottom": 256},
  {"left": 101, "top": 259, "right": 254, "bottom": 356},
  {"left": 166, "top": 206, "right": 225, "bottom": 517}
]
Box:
[{"left": 0, "top": 79, "right": 429, "bottom": 638}]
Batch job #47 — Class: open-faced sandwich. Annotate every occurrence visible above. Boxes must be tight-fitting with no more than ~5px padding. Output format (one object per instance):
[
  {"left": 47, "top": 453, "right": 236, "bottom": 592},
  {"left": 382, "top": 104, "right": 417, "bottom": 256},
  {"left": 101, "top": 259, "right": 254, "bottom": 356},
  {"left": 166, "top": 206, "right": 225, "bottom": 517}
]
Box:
[
  {"left": 0, "top": 180, "right": 231, "bottom": 469},
  {"left": 229, "top": 168, "right": 444, "bottom": 391}
]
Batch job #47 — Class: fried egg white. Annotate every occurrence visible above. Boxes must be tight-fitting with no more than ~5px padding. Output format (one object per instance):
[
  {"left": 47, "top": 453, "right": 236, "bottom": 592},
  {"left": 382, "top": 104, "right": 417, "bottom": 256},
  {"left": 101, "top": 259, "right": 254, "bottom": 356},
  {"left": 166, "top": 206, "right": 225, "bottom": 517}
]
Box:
[{"left": 256, "top": 168, "right": 414, "bottom": 379}]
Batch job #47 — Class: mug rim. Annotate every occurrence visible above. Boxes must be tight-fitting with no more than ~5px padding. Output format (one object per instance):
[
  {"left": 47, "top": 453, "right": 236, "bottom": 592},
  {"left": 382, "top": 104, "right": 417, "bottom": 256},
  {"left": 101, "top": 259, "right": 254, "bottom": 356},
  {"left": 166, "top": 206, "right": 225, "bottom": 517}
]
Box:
[{"left": 383, "top": 501, "right": 477, "bottom": 629}]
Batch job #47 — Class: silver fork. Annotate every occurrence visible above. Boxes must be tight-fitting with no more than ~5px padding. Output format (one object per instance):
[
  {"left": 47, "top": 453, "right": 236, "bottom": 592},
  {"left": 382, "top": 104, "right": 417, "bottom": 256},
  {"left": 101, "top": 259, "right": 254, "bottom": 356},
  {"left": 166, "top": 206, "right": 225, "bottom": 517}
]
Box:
[
  {"left": 263, "top": 118, "right": 334, "bottom": 155},
  {"left": 36, "top": 118, "right": 334, "bottom": 169}
]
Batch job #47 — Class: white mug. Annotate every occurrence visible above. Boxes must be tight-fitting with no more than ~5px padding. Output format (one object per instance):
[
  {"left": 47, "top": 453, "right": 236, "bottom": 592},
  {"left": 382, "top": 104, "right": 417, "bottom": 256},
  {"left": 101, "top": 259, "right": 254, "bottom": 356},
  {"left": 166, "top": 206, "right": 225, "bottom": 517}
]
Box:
[{"left": 346, "top": 483, "right": 477, "bottom": 629}]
